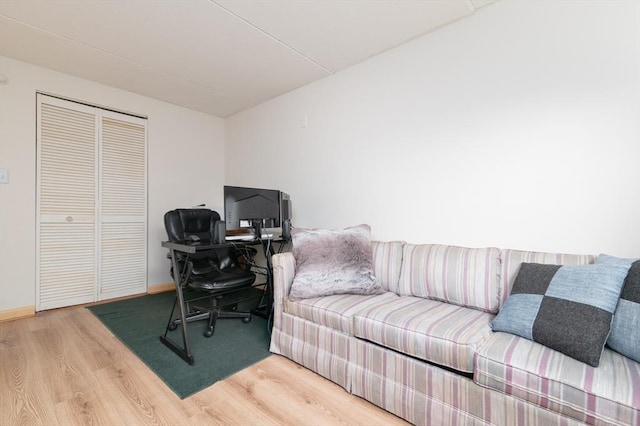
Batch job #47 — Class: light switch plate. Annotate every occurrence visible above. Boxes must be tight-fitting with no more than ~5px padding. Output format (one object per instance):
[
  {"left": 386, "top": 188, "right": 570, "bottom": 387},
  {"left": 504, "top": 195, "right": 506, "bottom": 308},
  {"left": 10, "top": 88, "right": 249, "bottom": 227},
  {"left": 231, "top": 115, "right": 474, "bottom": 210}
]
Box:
[{"left": 0, "top": 168, "right": 9, "bottom": 184}]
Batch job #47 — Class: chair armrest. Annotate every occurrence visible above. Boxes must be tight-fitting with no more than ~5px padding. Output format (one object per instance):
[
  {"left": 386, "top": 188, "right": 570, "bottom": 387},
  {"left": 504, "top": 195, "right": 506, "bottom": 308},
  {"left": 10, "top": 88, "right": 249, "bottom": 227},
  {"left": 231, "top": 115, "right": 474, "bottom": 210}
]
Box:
[{"left": 271, "top": 252, "right": 296, "bottom": 329}]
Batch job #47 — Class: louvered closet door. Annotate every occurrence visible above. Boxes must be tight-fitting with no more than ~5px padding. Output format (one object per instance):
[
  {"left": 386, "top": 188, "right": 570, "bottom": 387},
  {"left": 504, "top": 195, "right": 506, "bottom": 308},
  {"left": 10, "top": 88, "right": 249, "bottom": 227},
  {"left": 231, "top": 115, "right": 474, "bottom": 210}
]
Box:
[
  {"left": 37, "top": 94, "right": 147, "bottom": 310},
  {"left": 99, "top": 112, "right": 147, "bottom": 300},
  {"left": 37, "top": 96, "right": 98, "bottom": 310}
]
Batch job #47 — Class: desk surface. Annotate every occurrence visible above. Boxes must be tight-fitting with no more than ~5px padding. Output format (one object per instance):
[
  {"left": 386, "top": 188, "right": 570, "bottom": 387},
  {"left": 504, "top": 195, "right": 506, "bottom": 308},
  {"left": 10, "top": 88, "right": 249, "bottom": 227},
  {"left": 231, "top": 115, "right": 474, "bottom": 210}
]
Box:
[
  {"left": 162, "top": 238, "right": 288, "bottom": 254},
  {"left": 161, "top": 240, "right": 234, "bottom": 253},
  {"left": 162, "top": 238, "right": 287, "bottom": 252}
]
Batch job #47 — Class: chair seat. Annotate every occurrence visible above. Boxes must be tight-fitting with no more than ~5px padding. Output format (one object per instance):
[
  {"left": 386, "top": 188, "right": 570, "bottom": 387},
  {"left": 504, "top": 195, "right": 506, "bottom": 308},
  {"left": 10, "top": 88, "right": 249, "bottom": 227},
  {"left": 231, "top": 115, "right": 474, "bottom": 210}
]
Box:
[{"left": 189, "top": 268, "right": 256, "bottom": 292}]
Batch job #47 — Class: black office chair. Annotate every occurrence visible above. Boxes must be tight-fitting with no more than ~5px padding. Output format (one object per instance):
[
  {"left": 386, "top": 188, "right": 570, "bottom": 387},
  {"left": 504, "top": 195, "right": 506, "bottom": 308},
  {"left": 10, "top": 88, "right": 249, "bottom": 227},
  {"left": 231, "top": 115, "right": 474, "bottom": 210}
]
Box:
[{"left": 164, "top": 208, "right": 257, "bottom": 337}]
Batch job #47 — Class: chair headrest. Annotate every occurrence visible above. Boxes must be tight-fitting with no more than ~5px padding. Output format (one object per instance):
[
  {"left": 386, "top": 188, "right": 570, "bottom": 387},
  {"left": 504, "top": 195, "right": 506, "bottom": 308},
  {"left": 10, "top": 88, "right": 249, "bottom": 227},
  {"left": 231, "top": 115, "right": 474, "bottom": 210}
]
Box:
[{"left": 164, "top": 209, "right": 221, "bottom": 242}]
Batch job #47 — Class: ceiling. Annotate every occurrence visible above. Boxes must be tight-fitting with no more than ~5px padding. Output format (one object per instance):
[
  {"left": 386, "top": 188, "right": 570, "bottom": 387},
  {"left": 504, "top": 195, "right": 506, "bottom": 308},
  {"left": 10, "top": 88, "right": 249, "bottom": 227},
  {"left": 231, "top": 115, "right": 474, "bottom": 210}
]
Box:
[{"left": 0, "top": 0, "right": 493, "bottom": 118}]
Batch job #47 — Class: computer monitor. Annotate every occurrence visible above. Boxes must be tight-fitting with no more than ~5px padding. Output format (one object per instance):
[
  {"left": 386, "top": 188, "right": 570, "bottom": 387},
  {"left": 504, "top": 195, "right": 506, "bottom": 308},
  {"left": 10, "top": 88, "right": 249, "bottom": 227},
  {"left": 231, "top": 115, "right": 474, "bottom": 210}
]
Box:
[{"left": 223, "top": 185, "right": 291, "bottom": 233}]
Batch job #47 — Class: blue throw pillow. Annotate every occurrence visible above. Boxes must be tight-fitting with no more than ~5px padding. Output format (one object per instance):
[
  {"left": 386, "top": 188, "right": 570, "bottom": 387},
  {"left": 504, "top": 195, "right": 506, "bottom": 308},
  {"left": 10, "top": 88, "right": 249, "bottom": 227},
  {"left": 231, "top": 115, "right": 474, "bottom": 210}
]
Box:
[
  {"left": 491, "top": 256, "right": 633, "bottom": 367},
  {"left": 596, "top": 254, "right": 640, "bottom": 363}
]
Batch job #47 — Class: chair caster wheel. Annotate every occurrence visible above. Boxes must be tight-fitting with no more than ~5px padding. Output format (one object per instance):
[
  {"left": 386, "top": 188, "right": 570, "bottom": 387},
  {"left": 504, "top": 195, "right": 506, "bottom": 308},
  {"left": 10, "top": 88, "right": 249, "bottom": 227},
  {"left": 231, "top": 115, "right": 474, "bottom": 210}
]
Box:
[
  {"left": 168, "top": 322, "right": 178, "bottom": 331},
  {"left": 242, "top": 316, "right": 251, "bottom": 323},
  {"left": 204, "top": 328, "right": 214, "bottom": 338}
]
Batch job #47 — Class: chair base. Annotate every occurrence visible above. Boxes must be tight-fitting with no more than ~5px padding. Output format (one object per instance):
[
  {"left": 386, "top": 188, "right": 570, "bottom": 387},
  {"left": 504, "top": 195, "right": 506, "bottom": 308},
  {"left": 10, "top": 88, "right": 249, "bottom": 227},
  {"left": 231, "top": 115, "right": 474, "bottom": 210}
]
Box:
[{"left": 170, "top": 306, "right": 252, "bottom": 337}]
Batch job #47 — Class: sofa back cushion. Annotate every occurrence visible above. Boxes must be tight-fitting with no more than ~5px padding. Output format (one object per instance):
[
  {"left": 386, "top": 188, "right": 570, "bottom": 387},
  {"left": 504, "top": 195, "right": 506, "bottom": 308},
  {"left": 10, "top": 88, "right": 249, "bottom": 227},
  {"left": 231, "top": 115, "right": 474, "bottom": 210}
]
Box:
[
  {"left": 499, "top": 249, "right": 595, "bottom": 309},
  {"left": 398, "top": 244, "right": 501, "bottom": 313},
  {"left": 371, "top": 241, "right": 405, "bottom": 293}
]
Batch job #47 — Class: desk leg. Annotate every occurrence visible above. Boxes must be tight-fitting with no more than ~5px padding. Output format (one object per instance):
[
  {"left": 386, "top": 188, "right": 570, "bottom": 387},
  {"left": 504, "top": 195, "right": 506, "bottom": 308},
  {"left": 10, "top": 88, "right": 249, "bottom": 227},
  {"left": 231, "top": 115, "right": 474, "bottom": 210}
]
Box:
[
  {"left": 159, "top": 248, "right": 195, "bottom": 365},
  {"left": 251, "top": 240, "right": 275, "bottom": 322}
]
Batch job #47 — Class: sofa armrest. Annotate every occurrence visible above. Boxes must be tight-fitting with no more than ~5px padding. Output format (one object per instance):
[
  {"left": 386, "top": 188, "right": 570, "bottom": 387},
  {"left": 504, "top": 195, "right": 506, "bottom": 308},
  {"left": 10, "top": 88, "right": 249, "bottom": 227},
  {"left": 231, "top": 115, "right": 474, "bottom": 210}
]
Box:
[{"left": 271, "top": 252, "right": 296, "bottom": 329}]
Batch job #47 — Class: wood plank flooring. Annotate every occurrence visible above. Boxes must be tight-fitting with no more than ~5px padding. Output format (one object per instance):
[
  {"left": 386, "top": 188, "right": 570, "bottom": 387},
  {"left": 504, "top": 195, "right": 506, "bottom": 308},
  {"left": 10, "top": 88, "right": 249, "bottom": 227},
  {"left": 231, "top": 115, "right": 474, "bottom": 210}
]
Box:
[{"left": 0, "top": 305, "right": 408, "bottom": 425}]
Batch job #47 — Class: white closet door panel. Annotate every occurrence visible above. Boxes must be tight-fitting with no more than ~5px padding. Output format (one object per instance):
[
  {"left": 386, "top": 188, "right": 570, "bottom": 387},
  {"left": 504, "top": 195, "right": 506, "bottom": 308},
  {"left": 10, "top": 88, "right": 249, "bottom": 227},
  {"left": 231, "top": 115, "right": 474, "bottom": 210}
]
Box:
[
  {"left": 37, "top": 96, "right": 98, "bottom": 311},
  {"left": 101, "top": 116, "right": 146, "bottom": 216},
  {"left": 38, "top": 223, "right": 95, "bottom": 310},
  {"left": 99, "top": 112, "right": 147, "bottom": 300},
  {"left": 100, "top": 223, "right": 146, "bottom": 298},
  {"left": 39, "top": 101, "right": 96, "bottom": 216}
]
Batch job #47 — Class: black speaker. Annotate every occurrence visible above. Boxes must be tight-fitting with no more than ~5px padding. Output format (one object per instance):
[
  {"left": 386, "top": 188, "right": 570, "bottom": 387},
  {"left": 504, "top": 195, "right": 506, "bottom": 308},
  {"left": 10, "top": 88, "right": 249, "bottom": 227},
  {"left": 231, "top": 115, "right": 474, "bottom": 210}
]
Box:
[
  {"left": 280, "top": 192, "right": 291, "bottom": 223},
  {"left": 214, "top": 220, "right": 226, "bottom": 244},
  {"left": 282, "top": 219, "right": 291, "bottom": 241}
]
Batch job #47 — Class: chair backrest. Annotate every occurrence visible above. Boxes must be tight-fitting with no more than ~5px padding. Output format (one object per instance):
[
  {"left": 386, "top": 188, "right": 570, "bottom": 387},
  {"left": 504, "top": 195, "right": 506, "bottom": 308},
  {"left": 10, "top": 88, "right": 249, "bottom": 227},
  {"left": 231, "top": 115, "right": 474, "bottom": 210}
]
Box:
[
  {"left": 164, "top": 208, "right": 256, "bottom": 272},
  {"left": 164, "top": 209, "right": 220, "bottom": 243}
]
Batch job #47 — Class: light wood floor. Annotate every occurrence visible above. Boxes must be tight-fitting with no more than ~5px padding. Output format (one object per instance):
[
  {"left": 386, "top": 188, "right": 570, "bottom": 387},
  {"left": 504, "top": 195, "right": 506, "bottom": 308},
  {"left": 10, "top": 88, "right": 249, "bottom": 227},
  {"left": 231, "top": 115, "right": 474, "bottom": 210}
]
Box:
[{"left": 0, "top": 305, "right": 408, "bottom": 425}]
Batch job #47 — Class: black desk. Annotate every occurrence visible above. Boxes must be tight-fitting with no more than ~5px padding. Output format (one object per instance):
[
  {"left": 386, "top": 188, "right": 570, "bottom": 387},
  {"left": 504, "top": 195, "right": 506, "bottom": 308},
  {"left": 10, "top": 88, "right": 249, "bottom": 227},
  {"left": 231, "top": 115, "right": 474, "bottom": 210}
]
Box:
[
  {"left": 160, "top": 240, "right": 227, "bottom": 364},
  {"left": 160, "top": 238, "right": 288, "bottom": 364},
  {"left": 245, "top": 237, "right": 288, "bottom": 320}
]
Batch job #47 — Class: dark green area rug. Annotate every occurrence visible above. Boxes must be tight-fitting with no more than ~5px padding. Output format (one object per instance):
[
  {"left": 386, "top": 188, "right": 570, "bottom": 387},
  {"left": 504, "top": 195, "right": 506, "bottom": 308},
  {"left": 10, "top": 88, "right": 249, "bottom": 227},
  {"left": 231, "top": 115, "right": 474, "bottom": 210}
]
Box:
[{"left": 88, "top": 288, "right": 271, "bottom": 399}]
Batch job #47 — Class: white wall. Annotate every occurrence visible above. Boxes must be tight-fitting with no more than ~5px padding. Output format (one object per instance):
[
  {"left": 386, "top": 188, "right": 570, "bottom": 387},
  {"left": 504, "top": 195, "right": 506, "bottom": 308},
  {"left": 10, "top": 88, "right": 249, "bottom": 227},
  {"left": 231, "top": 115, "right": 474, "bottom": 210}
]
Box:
[
  {"left": 0, "top": 56, "right": 225, "bottom": 312},
  {"left": 1, "top": 0, "right": 638, "bottom": 313},
  {"left": 225, "top": 0, "right": 640, "bottom": 257}
]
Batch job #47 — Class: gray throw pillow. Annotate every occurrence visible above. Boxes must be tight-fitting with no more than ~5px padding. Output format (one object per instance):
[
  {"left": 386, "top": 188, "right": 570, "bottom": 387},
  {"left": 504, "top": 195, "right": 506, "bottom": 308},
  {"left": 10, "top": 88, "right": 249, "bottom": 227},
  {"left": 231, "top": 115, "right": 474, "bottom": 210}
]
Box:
[
  {"left": 491, "top": 255, "right": 633, "bottom": 367},
  {"left": 289, "top": 224, "right": 380, "bottom": 300}
]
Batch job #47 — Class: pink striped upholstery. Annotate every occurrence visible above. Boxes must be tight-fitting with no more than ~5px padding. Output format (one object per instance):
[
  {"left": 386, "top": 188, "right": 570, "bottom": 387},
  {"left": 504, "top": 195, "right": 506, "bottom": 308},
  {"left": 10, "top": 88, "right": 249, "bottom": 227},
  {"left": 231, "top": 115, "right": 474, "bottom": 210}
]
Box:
[
  {"left": 371, "top": 240, "right": 405, "bottom": 293},
  {"left": 270, "top": 246, "right": 638, "bottom": 425},
  {"left": 352, "top": 338, "right": 587, "bottom": 426},
  {"left": 270, "top": 312, "right": 352, "bottom": 390},
  {"left": 353, "top": 296, "right": 494, "bottom": 373},
  {"left": 398, "top": 244, "right": 501, "bottom": 313},
  {"left": 284, "top": 292, "right": 399, "bottom": 334},
  {"left": 271, "top": 252, "right": 363, "bottom": 390},
  {"left": 499, "top": 249, "right": 595, "bottom": 309},
  {"left": 271, "top": 252, "right": 297, "bottom": 332},
  {"left": 475, "top": 332, "right": 640, "bottom": 425}
]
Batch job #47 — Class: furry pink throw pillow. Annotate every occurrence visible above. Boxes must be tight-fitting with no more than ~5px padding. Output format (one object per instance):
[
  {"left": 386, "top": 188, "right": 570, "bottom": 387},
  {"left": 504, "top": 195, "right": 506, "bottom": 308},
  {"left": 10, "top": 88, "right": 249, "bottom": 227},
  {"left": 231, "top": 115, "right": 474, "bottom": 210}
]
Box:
[{"left": 288, "top": 224, "right": 381, "bottom": 300}]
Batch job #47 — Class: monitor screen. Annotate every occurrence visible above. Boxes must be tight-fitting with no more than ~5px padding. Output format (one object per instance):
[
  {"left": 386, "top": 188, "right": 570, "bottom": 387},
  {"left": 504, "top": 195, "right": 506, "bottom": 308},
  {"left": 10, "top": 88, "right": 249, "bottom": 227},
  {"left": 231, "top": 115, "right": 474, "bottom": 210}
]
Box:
[{"left": 224, "top": 185, "right": 283, "bottom": 231}]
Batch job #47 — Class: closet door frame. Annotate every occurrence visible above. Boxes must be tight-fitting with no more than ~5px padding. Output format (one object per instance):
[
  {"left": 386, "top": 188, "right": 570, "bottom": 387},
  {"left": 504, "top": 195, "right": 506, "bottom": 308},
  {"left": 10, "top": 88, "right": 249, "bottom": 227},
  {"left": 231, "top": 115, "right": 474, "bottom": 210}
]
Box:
[{"left": 36, "top": 94, "right": 148, "bottom": 311}]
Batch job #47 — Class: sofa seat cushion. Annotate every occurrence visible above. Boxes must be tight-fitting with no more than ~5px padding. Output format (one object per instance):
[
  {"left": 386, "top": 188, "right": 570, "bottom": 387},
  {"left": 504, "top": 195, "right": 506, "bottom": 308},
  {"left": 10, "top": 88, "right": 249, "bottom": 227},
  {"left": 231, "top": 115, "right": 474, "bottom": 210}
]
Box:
[
  {"left": 284, "top": 292, "right": 399, "bottom": 335},
  {"left": 474, "top": 332, "right": 640, "bottom": 425},
  {"left": 353, "top": 296, "right": 494, "bottom": 373}
]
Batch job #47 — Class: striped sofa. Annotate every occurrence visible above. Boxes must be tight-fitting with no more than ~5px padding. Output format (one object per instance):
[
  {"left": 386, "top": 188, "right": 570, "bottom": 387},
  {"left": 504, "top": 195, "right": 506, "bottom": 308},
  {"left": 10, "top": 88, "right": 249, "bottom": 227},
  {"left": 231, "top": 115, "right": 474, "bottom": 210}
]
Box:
[{"left": 269, "top": 242, "right": 640, "bottom": 425}]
